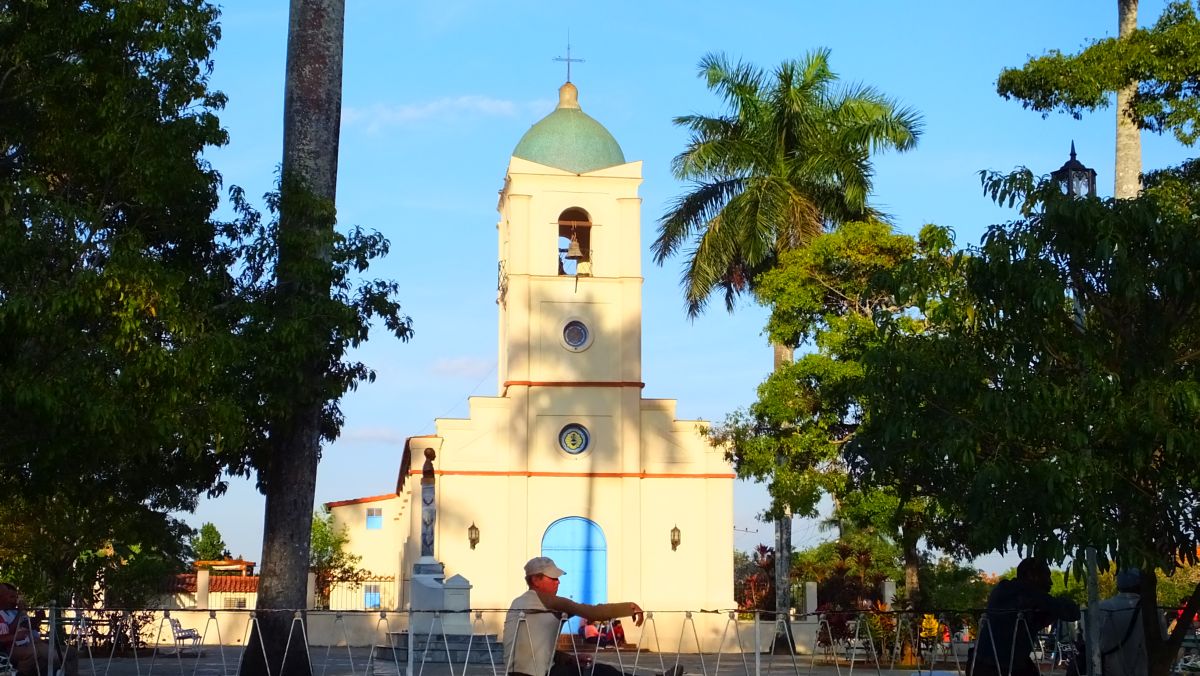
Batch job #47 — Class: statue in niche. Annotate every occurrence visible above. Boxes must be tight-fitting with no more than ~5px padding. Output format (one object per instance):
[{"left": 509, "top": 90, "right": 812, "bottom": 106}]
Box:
[{"left": 420, "top": 448, "right": 436, "bottom": 557}]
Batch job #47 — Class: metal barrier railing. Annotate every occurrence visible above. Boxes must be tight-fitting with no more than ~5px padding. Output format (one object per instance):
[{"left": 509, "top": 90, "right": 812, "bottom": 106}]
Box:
[{"left": 4, "top": 606, "right": 1180, "bottom": 676}]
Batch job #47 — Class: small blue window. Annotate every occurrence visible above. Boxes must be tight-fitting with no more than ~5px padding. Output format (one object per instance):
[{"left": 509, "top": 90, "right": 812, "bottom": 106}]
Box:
[
  {"left": 366, "top": 507, "right": 383, "bottom": 530},
  {"left": 364, "top": 584, "right": 381, "bottom": 610}
]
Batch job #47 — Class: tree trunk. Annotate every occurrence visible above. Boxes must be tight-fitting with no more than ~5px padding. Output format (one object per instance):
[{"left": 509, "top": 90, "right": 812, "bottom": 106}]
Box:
[
  {"left": 1086, "top": 548, "right": 1102, "bottom": 676},
  {"left": 241, "top": 2, "right": 345, "bottom": 676},
  {"left": 772, "top": 341, "right": 794, "bottom": 651},
  {"left": 1115, "top": 0, "right": 1141, "bottom": 199},
  {"left": 773, "top": 342, "right": 793, "bottom": 371},
  {"left": 1149, "top": 575, "right": 1200, "bottom": 676},
  {"left": 901, "top": 533, "right": 920, "bottom": 608}
]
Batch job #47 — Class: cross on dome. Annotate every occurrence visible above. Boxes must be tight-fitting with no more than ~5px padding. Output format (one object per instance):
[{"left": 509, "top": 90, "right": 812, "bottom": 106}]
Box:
[{"left": 553, "top": 39, "right": 584, "bottom": 83}]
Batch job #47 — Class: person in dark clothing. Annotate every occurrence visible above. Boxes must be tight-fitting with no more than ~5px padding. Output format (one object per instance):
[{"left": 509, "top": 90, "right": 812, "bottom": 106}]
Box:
[{"left": 973, "top": 558, "right": 1080, "bottom": 676}]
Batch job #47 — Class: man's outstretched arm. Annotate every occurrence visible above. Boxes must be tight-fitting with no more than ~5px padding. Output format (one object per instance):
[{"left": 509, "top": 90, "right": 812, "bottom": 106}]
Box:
[{"left": 537, "top": 594, "right": 645, "bottom": 626}]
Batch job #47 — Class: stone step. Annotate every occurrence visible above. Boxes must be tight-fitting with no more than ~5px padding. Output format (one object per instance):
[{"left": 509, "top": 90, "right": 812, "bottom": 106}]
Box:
[
  {"left": 382, "top": 632, "right": 504, "bottom": 664},
  {"left": 388, "top": 631, "right": 499, "bottom": 646},
  {"left": 377, "top": 648, "right": 505, "bottom": 664}
]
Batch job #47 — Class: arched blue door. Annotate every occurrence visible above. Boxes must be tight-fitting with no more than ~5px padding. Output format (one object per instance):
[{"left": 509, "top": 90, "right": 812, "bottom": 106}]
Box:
[{"left": 541, "top": 517, "right": 606, "bottom": 634}]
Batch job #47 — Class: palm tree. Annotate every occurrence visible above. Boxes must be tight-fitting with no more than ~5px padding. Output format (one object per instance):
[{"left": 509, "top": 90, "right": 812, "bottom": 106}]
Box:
[
  {"left": 653, "top": 50, "right": 922, "bottom": 319},
  {"left": 245, "top": 1, "right": 345, "bottom": 675},
  {"left": 654, "top": 50, "right": 921, "bottom": 631},
  {"left": 1116, "top": 0, "right": 1141, "bottom": 198}
]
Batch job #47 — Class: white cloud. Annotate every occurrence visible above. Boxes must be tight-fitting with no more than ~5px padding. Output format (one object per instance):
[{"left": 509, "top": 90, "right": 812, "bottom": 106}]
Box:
[
  {"left": 428, "top": 356, "right": 493, "bottom": 379},
  {"left": 339, "top": 427, "right": 407, "bottom": 445},
  {"left": 343, "top": 96, "right": 530, "bottom": 133}
]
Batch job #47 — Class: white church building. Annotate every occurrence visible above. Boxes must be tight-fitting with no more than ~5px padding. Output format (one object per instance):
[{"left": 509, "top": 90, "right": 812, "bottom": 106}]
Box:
[{"left": 326, "top": 81, "right": 736, "bottom": 636}]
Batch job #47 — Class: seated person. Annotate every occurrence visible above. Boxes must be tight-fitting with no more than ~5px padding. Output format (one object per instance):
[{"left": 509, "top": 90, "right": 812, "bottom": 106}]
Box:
[
  {"left": 0, "top": 583, "right": 76, "bottom": 676},
  {"left": 582, "top": 621, "right": 600, "bottom": 644},
  {"left": 503, "top": 557, "right": 677, "bottom": 676},
  {"left": 610, "top": 619, "right": 626, "bottom": 647}
]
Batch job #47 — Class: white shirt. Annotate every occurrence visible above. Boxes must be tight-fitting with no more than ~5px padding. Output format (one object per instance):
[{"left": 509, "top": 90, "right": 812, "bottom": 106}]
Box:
[{"left": 503, "top": 590, "right": 562, "bottom": 676}]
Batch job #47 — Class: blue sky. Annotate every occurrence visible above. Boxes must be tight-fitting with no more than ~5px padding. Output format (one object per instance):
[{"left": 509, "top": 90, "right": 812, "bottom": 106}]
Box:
[{"left": 187, "top": 1, "right": 1193, "bottom": 574}]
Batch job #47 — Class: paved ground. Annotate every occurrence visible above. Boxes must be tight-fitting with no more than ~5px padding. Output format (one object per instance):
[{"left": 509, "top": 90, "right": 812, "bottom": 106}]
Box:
[{"left": 65, "top": 649, "right": 970, "bottom": 676}]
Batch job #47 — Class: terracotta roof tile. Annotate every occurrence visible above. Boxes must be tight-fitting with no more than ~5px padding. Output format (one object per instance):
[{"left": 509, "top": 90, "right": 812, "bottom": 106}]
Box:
[
  {"left": 162, "top": 574, "right": 197, "bottom": 593},
  {"left": 211, "top": 576, "right": 259, "bottom": 593}
]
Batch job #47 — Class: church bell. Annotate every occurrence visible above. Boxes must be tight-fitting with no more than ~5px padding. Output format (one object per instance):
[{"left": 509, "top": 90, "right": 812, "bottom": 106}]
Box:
[{"left": 565, "top": 234, "right": 584, "bottom": 261}]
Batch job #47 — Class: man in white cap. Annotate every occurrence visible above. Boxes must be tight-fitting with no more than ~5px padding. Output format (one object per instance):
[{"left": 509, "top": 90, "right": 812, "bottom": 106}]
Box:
[{"left": 503, "top": 556, "right": 679, "bottom": 676}]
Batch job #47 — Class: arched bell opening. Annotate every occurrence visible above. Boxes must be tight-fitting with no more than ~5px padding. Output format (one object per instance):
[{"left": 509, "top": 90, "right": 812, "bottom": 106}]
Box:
[{"left": 557, "top": 207, "right": 592, "bottom": 276}]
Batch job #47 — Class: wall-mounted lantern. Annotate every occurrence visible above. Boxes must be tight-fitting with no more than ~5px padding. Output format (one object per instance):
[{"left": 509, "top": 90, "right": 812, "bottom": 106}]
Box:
[
  {"left": 670, "top": 525, "right": 681, "bottom": 551},
  {"left": 468, "top": 522, "right": 480, "bottom": 550}
]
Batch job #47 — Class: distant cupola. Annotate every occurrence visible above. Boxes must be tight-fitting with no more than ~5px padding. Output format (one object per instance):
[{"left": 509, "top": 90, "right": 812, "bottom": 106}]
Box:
[{"left": 511, "top": 82, "right": 625, "bottom": 174}]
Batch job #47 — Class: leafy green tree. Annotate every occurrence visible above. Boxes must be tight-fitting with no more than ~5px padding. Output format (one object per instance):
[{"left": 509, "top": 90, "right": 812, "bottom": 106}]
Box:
[
  {"left": 189, "top": 523, "right": 231, "bottom": 562},
  {"left": 919, "top": 558, "right": 992, "bottom": 614},
  {"left": 997, "top": 1, "right": 1200, "bottom": 195},
  {"left": 0, "top": 0, "right": 257, "bottom": 605},
  {"left": 733, "top": 545, "right": 776, "bottom": 613},
  {"left": 733, "top": 548, "right": 756, "bottom": 602},
  {"left": 309, "top": 507, "right": 372, "bottom": 609},
  {"left": 0, "top": 2, "right": 411, "bottom": 625},
  {"left": 657, "top": 49, "right": 921, "bottom": 624},
  {"left": 793, "top": 532, "right": 901, "bottom": 610},
  {"left": 0, "top": 498, "right": 193, "bottom": 608},
  {"left": 710, "top": 221, "right": 959, "bottom": 604},
  {"left": 98, "top": 540, "right": 191, "bottom": 609},
  {"left": 993, "top": 565, "right": 1098, "bottom": 606},
  {"left": 849, "top": 164, "right": 1200, "bottom": 676},
  {"left": 1157, "top": 564, "right": 1200, "bottom": 607}
]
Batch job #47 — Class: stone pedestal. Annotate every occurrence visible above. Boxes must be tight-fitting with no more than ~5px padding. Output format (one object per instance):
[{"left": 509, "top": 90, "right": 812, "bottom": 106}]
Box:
[
  {"left": 441, "top": 574, "right": 473, "bottom": 634},
  {"left": 413, "top": 555, "right": 445, "bottom": 578},
  {"left": 409, "top": 564, "right": 475, "bottom": 636},
  {"left": 410, "top": 557, "right": 446, "bottom": 634}
]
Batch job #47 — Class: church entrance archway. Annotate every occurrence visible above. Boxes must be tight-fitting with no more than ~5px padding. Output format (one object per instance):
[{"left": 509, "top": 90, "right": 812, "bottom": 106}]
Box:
[{"left": 541, "top": 517, "right": 606, "bottom": 633}]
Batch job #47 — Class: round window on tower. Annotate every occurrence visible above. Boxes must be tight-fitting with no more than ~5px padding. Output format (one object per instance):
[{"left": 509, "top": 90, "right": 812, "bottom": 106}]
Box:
[
  {"left": 560, "top": 318, "right": 593, "bottom": 352},
  {"left": 558, "top": 424, "right": 591, "bottom": 455}
]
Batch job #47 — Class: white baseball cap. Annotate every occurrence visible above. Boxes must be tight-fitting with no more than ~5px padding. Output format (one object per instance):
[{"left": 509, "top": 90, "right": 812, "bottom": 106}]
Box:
[{"left": 524, "top": 556, "right": 567, "bottom": 578}]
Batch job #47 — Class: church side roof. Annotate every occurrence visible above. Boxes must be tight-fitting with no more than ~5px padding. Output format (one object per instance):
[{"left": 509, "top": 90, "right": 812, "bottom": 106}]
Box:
[{"left": 324, "top": 492, "right": 397, "bottom": 508}]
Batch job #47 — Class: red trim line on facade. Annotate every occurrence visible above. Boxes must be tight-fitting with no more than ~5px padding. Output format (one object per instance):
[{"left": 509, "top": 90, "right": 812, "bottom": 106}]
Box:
[
  {"left": 502, "top": 380, "right": 645, "bottom": 396},
  {"left": 407, "top": 469, "right": 735, "bottom": 479},
  {"left": 324, "top": 492, "right": 397, "bottom": 508}
]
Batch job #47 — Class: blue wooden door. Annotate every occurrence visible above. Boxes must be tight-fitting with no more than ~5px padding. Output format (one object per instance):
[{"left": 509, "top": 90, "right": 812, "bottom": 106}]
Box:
[{"left": 541, "top": 517, "right": 606, "bottom": 634}]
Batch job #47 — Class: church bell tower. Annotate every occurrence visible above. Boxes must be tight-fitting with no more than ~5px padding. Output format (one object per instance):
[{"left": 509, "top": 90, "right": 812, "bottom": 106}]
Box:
[{"left": 495, "top": 81, "right": 646, "bottom": 470}]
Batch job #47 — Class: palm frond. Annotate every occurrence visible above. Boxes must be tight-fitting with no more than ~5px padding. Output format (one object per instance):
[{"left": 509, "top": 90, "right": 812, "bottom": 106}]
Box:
[
  {"left": 782, "top": 48, "right": 837, "bottom": 102},
  {"left": 653, "top": 178, "right": 747, "bottom": 264},
  {"left": 698, "top": 52, "right": 766, "bottom": 114},
  {"left": 681, "top": 220, "right": 741, "bottom": 316},
  {"left": 671, "top": 133, "right": 756, "bottom": 181}
]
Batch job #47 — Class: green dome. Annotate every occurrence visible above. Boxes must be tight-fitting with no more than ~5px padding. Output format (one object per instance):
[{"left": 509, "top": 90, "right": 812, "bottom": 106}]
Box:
[{"left": 512, "top": 82, "right": 625, "bottom": 174}]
